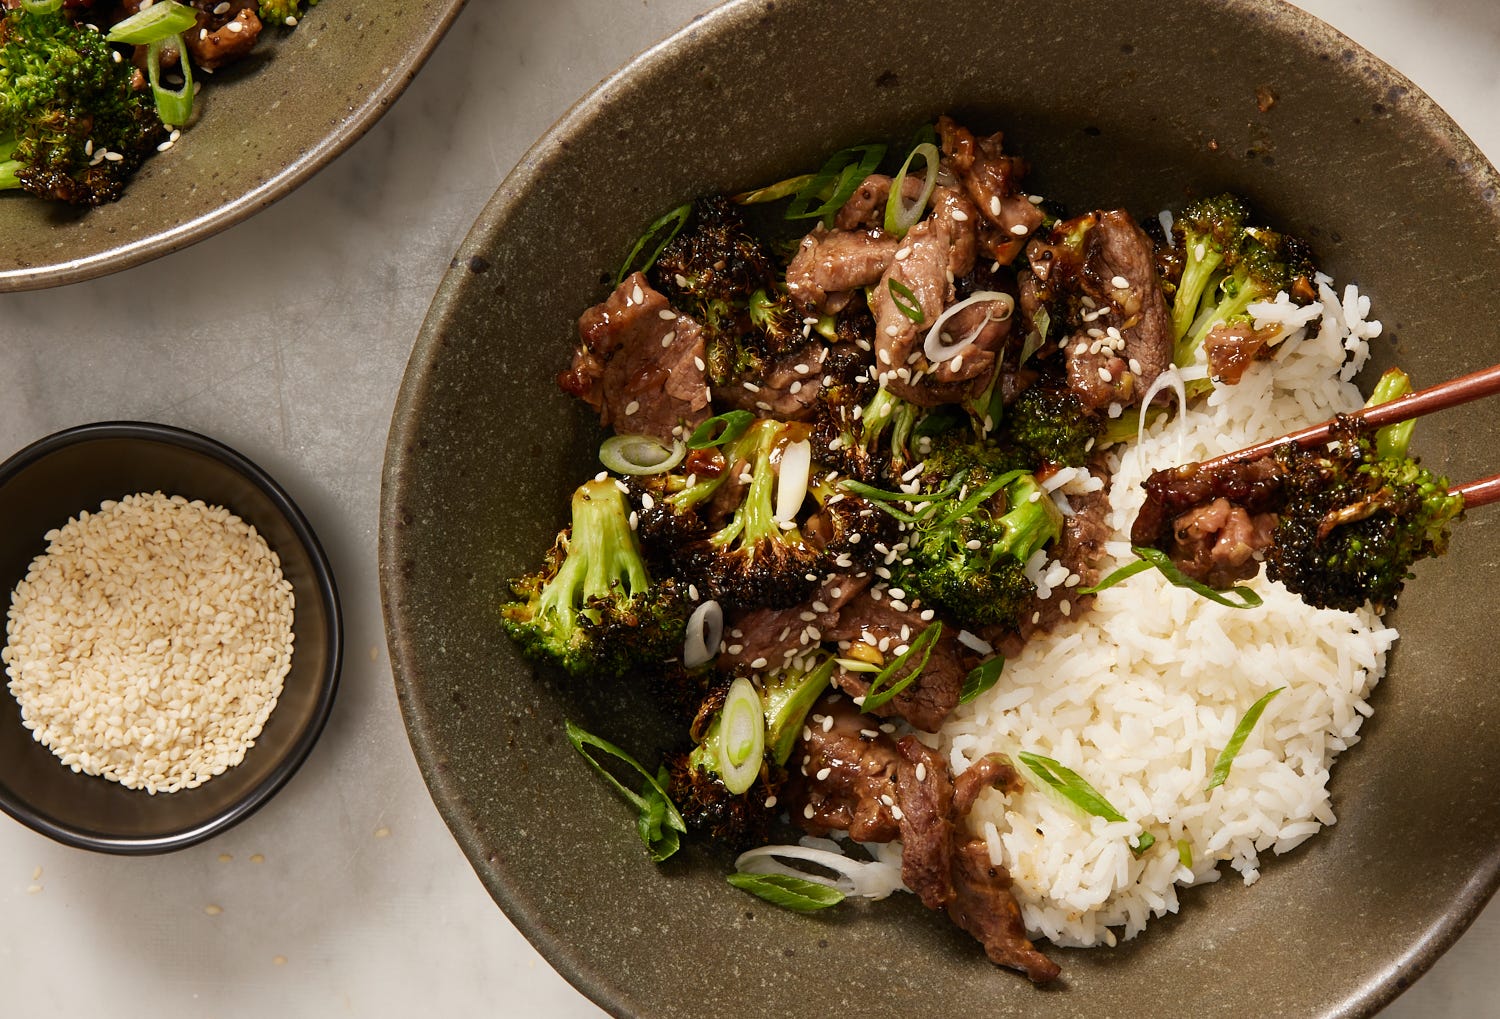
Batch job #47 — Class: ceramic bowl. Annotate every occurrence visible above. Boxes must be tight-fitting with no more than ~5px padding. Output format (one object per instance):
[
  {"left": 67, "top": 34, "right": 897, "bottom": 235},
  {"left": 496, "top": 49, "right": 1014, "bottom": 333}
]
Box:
[
  {"left": 0, "top": 0, "right": 466, "bottom": 292},
  {"left": 0, "top": 422, "right": 341, "bottom": 853},
  {"left": 382, "top": 0, "right": 1500, "bottom": 1014}
]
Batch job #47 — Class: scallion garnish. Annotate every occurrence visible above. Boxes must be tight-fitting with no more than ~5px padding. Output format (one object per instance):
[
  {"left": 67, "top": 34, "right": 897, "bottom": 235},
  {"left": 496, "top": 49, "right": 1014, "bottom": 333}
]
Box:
[
  {"left": 1019, "top": 751, "right": 1155, "bottom": 858},
  {"left": 731, "top": 173, "right": 816, "bottom": 205},
  {"left": 726, "top": 871, "right": 845, "bottom": 912},
  {"left": 1177, "top": 839, "right": 1193, "bottom": 869},
  {"left": 1206, "top": 687, "right": 1284, "bottom": 791},
  {"left": 959, "top": 656, "right": 1005, "bottom": 705},
  {"left": 106, "top": 0, "right": 199, "bottom": 44},
  {"left": 686, "top": 410, "right": 754, "bottom": 450},
  {"left": 143, "top": 37, "right": 194, "bottom": 127},
  {"left": 1079, "top": 546, "right": 1264, "bottom": 609},
  {"left": 615, "top": 202, "right": 691, "bottom": 286},
  {"left": 20, "top": 0, "right": 63, "bottom": 14},
  {"left": 714, "top": 677, "right": 766, "bottom": 795},
  {"left": 887, "top": 277, "right": 925, "bottom": 324},
  {"left": 1020, "top": 306, "right": 1049, "bottom": 365},
  {"left": 598, "top": 434, "right": 686, "bottom": 476},
  {"left": 860, "top": 621, "right": 941, "bottom": 712},
  {"left": 883, "top": 141, "right": 939, "bottom": 237},
  {"left": 565, "top": 721, "right": 686, "bottom": 862},
  {"left": 785, "top": 143, "right": 886, "bottom": 223}
]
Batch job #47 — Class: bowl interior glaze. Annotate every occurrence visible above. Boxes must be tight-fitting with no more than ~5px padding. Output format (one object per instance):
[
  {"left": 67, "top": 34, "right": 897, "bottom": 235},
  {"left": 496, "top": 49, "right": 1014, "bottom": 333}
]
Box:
[
  {"left": 0, "top": 0, "right": 466, "bottom": 292},
  {"left": 382, "top": 1, "right": 1500, "bottom": 1015},
  {"left": 0, "top": 422, "right": 341, "bottom": 853}
]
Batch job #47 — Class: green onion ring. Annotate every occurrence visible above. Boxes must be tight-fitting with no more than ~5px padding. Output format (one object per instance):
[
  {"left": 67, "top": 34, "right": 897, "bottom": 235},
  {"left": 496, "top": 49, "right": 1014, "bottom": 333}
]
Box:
[
  {"left": 884, "top": 142, "right": 939, "bottom": 237},
  {"left": 716, "top": 677, "right": 766, "bottom": 795},
  {"left": 686, "top": 410, "right": 753, "bottom": 450},
  {"left": 107, "top": 0, "right": 199, "bottom": 44},
  {"left": 598, "top": 434, "right": 686, "bottom": 476}
]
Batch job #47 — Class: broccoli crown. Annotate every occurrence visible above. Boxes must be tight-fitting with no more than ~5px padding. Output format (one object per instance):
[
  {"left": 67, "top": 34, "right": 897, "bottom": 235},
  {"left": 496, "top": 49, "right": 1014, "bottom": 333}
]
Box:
[
  {"left": 258, "top": 0, "right": 317, "bottom": 25},
  {"left": 997, "top": 381, "right": 1103, "bottom": 469},
  {"left": 1265, "top": 425, "right": 1464, "bottom": 612},
  {"left": 665, "top": 748, "right": 778, "bottom": 849},
  {"left": 681, "top": 419, "right": 823, "bottom": 609},
  {"left": 898, "top": 471, "right": 1063, "bottom": 630},
  {"left": 501, "top": 478, "right": 688, "bottom": 678},
  {"left": 1175, "top": 194, "right": 1250, "bottom": 261},
  {"left": 809, "top": 346, "right": 886, "bottom": 484},
  {"left": 0, "top": 4, "right": 165, "bottom": 205}
]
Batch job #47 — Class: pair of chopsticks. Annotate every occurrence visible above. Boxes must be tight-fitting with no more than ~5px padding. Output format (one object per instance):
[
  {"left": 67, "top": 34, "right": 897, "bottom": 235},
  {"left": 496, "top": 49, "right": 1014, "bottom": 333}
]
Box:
[{"left": 1198, "top": 361, "right": 1500, "bottom": 509}]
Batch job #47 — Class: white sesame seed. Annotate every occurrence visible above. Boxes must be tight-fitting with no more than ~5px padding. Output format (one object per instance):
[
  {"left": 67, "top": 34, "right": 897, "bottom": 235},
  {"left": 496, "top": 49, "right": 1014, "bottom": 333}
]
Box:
[
  {"left": 891, "top": 804, "right": 904, "bottom": 820},
  {"left": 989, "top": 196, "right": 1002, "bottom": 217},
  {"left": 213, "top": 1, "right": 230, "bottom": 12},
  {"left": 1098, "top": 366, "right": 1113, "bottom": 383},
  {"left": 804, "top": 804, "right": 816, "bottom": 819},
  {"left": 284, "top": 15, "right": 297, "bottom": 25},
  {"left": 103, "top": 152, "right": 124, "bottom": 162},
  {"left": 916, "top": 762, "right": 927, "bottom": 781},
  {"left": 156, "top": 140, "right": 174, "bottom": 152},
  {"left": 1129, "top": 357, "right": 1143, "bottom": 375},
  {"left": 624, "top": 400, "right": 640, "bottom": 416},
  {"left": 1111, "top": 275, "right": 1130, "bottom": 289},
  {"left": 815, "top": 767, "right": 832, "bottom": 781},
  {"left": 1010, "top": 223, "right": 1029, "bottom": 235},
  {"left": 895, "top": 247, "right": 911, "bottom": 260},
  {"left": 694, "top": 356, "right": 705, "bottom": 371},
  {"left": 687, "top": 583, "right": 698, "bottom": 600},
  {"left": 951, "top": 208, "right": 968, "bottom": 221},
  {"left": 226, "top": 19, "right": 243, "bottom": 32},
  {"left": 658, "top": 309, "right": 677, "bottom": 320}
]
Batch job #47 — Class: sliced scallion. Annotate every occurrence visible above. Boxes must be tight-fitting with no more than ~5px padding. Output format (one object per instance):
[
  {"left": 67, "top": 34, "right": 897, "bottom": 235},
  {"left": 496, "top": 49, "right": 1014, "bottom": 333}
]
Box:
[
  {"left": 598, "top": 434, "right": 686, "bottom": 476},
  {"left": 732, "top": 173, "right": 816, "bottom": 205},
  {"left": 615, "top": 203, "right": 691, "bottom": 286},
  {"left": 565, "top": 721, "right": 685, "bottom": 861},
  {"left": 1018, "top": 751, "right": 1155, "bottom": 858},
  {"left": 1206, "top": 687, "right": 1284, "bottom": 791},
  {"left": 860, "top": 622, "right": 940, "bottom": 712},
  {"left": 959, "top": 656, "right": 1005, "bottom": 705},
  {"left": 106, "top": 0, "right": 199, "bottom": 44},
  {"left": 715, "top": 677, "right": 766, "bottom": 795},
  {"left": 686, "top": 410, "right": 753, "bottom": 450},
  {"left": 726, "top": 871, "right": 845, "bottom": 912},
  {"left": 682, "top": 599, "right": 723, "bottom": 669},
  {"left": 785, "top": 144, "right": 886, "bottom": 223},
  {"left": 20, "top": 0, "right": 63, "bottom": 13},
  {"left": 883, "top": 141, "right": 939, "bottom": 238},
  {"left": 1177, "top": 839, "right": 1194, "bottom": 869},
  {"left": 143, "top": 36, "right": 194, "bottom": 128},
  {"left": 887, "top": 278, "right": 925, "bottom": 324},
  {"left": 1079, "top": 547, "right": 1263, "bottom": 609}
]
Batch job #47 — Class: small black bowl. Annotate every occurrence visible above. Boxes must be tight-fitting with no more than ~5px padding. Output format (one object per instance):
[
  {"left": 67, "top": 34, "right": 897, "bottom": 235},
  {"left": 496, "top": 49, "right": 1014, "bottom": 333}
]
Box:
[{"left": 0, "top": 422, "right": 341, "bottom": 854}]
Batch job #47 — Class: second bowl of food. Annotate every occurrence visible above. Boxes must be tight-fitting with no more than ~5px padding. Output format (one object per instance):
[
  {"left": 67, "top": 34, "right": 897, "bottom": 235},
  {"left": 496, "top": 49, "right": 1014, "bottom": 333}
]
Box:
[{"left": 382, "top": 0, "right": 1500, "bottom": 1014}]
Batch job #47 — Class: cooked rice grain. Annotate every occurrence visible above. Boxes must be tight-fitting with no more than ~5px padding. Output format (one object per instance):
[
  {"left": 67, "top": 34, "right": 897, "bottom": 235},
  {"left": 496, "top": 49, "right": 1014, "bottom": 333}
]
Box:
[{"left": 3, "top": 492, "right": 295, "bottom": 794}]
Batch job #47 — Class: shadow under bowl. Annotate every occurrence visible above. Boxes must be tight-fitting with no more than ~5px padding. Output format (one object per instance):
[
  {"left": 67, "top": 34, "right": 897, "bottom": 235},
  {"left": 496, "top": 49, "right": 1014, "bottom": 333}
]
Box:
[{"left": 0, "top": 421, "right": 341, "bottom": 854}]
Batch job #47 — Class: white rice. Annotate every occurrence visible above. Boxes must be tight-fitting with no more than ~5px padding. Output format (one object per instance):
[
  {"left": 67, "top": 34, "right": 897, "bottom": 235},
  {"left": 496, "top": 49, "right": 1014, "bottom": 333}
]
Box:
[
  {"left": 935, "top": 277, "right": 1398, "bottom": 947},
  {"left": 3, "top": 492, "right": 296, "bottom": 794}
]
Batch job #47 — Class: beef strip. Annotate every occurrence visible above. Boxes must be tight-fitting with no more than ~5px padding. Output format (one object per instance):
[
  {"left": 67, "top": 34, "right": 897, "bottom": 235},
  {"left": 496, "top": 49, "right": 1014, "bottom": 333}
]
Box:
[
  {"left": 1132, "top": 456, "right": 1286, "bottom": 549},
  {"left": 788, "top": 697, "right": 1058, "bottom": 982},
  {"left": 1204, "top": 321, "right": 1280, "bottom": 385},
  {"left": 1163, "top": 497, "right": 1278, "bottom": 588},
  {"left": 1028, "top": 210, "right": 1174, "bottom": 411},
  {"left": 833, "top": 173, "right": 925, "bottom": 231},
  {"left": 786, "top": 226, "right": 899, "bottom": 315},
  {"left": 560, "top": 272, "right": 712, "bottom": 444},
  {"left": 717, "top": 576, "right": 869, "bottom": 674},
  {"left": 822, "top": 587, "right": 970, "bottom": 732},
  {"left": 185, "top": 3, "right": 261, "bottom": 70},
  {"left": 937, "top": 116, "right": 1043, "bottom": 257}
]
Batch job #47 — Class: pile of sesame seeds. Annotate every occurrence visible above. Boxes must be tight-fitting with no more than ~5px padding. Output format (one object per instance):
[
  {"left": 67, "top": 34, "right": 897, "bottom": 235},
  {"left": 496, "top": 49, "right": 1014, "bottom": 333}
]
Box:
[{"left": 3, "top": 492, "right": 296, "bottom": 794}]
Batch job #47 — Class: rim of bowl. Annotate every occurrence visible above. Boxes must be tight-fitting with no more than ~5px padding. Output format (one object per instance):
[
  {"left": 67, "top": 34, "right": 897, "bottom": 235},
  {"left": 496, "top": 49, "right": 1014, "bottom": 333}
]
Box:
[
  {"left": 382, "top": 1, "right": 1500, "bottom": 1015},
  {"left": 0, "top": 420, "right": 343, "bottom": 854}
]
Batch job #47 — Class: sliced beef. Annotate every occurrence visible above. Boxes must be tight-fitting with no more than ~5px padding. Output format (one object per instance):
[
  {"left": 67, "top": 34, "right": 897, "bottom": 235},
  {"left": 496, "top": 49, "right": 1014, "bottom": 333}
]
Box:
[
  {"left": 823, "top": 587, "right": 970, "bottom": 732},
  {"left": 1132, "top": 456, "right": 1286, "bottom": 550},
  {"left": 718, "top": 576, "right": 869, "bottom": 674},
  {"left": 834, "top": 173, "right": 924, "bottom": 231},
  {"left": 788, "top": 697, "right": 1058, "bottom": 982},
  {"left": 561, "top": 272, "right": 712, "bottom": 444},
  {"left": 786, "top": 226, "right": 899, "bottom": 315},
  {"left": 1204, "top": 321, "right": 1279, "bottom": 385},
  {"left": 184, "top": 4, "right": 261, "bottom": 70},
  {"left": 947, "top": 840, "right": 1062, "bottom": 983},
  {"left": 1164, "top": 497, "right": 1278, "bottom": 588},
  {"left": 937, "top": 116, "right": 1043, "bottom": 257},
  {"left": 1029, "top": 210, "right": 1174, "bottom": 411},
  {"left": 712, "top": 339, "right": 828, "bottom": 420}
]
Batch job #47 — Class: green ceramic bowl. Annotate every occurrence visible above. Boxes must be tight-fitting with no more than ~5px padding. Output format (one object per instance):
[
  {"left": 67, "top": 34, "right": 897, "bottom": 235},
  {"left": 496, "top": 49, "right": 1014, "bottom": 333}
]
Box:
[
  {"left": 382, "top": 0, "right": 1500, "bottom": 1015},
  {"left": 0, "top": 0, "right": 466, "bottom": 292}
]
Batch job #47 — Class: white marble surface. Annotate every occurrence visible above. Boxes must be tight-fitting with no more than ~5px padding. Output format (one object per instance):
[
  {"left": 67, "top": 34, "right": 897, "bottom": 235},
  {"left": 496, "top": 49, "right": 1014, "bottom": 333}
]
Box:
[{"left": 1, "top": 1, "right": 1497, "bottom": 1015}]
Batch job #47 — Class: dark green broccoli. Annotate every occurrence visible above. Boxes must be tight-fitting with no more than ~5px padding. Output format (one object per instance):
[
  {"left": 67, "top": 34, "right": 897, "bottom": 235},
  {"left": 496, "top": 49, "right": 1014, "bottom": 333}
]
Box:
[
  {"left": 1170, "top": 194, "right": 1250, "bottom": 342},
  {"left": 896, "top": 470, "right": 1063, "bottom": 630},
  {"left": 667, "top": 658, "right": 835, "bottom": 847},
  {"left": 917, "top": 427, "right": 1029, "bottom": 489},
  {"left": 809, "top": 347, "right": 885, "bottom": 484},
  {"left": 258, "top": 0, "right": 318, "bottom": 25},
  {"left": 1175, "top": 221, "right": 1317, "bottom": 368},
  {"left": 0, "top": 1, "right": 166, "bottom": 205},
  {"left": 680, "top": 418, "right": 824, "bottom": 609},
  {"left": 1265, "top": 416, "right": 1463, "bottom": 614},
  {"left": 501, "top": 478, "right": 689, "bottom": 679},
  {"left": 997, "top": 381, "right": 1104, "bottom": 469}
]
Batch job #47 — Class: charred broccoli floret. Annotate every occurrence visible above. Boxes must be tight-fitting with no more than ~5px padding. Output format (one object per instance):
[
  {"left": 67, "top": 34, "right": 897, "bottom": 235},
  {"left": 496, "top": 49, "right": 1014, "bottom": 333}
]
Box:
[
  {"left": 258, "top": 0, "right": 318, "bottom": 25},
  {"left": 1265, "top": 419, "right": 1463, "bottom": 613},
  {"left": 0, "top": 1, "right": 166, "bottom": 205},
  {"left": 501, "top": 478, "right": 689, "bottom": 678},
  {"left": 667, "top": 658, "right": 835, "bottom": 847},
  {"left": 1170, "top": 194, "right": 1250, "bottom": 342},
  {"left": 1175, "top": 218, "right": 1317, "bottom": 368},
  {"left": 860, "top": 386, "right": 922, "bottom": 478},
  {"left": 681, "top": 419, "right": 823, "bottom": 609},
  {"left": 996, "top": 380, "right": 1103, "bottom": 469},
  {"left": 917, "top": 427, "right": 1030, "bottom": 489},
  {"left": 896, "top": 470, "right": 1063, "bottom": 630},
  {"left": 809, "top": 347, "right": 886, "bottom": 484}
]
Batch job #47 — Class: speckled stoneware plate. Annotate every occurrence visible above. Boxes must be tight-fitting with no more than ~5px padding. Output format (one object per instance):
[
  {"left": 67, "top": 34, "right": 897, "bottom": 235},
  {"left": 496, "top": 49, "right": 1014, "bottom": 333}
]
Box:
[
  {"left": 0, "top": 0, "right": 466, "bottom": 292},
  {"left": 381, "top": 1, "right": 1500, "bottom": 1015}
]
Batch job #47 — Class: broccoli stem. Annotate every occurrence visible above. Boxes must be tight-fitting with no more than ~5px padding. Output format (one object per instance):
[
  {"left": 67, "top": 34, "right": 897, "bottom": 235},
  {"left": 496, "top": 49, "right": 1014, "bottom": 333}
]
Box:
[
  {"left": 995, "top": 474, "right": 1065, "bottom": 563},
  {"left": 862, "top": 386, "right": 919, "bottom": 466},
  {"left": 711, "top": 420, "right": 798, "bottom": 552},
  {"left": 1172, "top": 247, "right": 1226, "bottom": 342},
  {"left": 534, "top": 479, "right": 652, "bottom": 639},
  {"left": 1366, "top": 367, "right": 1414, "bottom": 460},
  {"left": 1176, "top": 277, "right": 1261, "bottom": 368},
  {"left": 764, "top": 658, "right": 836, "bottom": 765}
]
